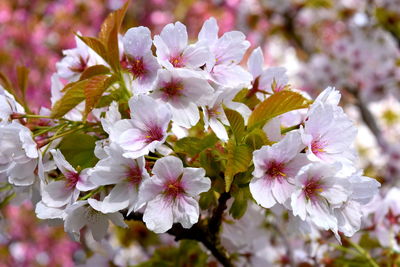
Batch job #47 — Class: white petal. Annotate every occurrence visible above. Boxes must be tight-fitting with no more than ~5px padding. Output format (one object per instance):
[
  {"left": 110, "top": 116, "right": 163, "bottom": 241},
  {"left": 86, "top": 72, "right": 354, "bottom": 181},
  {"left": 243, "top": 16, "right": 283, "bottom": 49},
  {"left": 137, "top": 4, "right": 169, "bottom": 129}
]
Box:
[
  {"left": 123, "top": 26, "right": 152, "bottom": 57},
  {"left": 209, "top": 118, "right": 228, "bottom": 141},
  {"left": 173, "top": 196, "right": 199, "bottom": 228},
  {"left": 248, "top": 47, "right": 264, "bottom": 78},
  {"left": 152, "top": 156, "right": 183, "bottom": 180},
  {"left": 249, "top": 177, "right": 276, "bottom": 208},
  {"left": 181, "top": 168, "right": 211, "bottom": 196},
  {"left": 143, "top": 195, "right": 173, "bottom": 233},
  {"left": 291, "top": 190, "right": 307, "bottom": 220},
  {"left": 41, "top": 180, "right": 73, "bottom": 208}
]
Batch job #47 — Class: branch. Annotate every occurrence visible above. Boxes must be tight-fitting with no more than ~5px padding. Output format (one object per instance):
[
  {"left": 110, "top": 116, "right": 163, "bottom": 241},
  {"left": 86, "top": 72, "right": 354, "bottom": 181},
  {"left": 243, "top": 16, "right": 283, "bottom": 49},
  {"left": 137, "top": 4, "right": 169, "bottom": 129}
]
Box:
[
  {"left": 209, "top": 192, "right": 231, "bottom": 236},
  {"left": 125, "top": 207, "right": 234, "bottom": 267}
]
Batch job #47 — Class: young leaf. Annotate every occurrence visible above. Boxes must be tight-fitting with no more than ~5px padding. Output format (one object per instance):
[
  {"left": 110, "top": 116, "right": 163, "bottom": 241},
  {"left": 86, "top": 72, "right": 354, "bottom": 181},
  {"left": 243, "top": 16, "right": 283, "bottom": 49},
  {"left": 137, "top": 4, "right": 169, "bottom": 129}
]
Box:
[
  {"left": 79, "top": 65, "right": 111, "bottom": 81},
  {"left": 245, "top": 128, "right": 272, "bottom": 150},
  {"left": 98, "top": 1, "right": 129, "bottom": 71},
  {"left": 58, "top": 133, "right": 98, "bottom": 169},
  {"left": 233, "top": 88, "right": 261, "bottom": 110},
  {"left": 174, "top": 134, "right": 219, "bottom": 157},
  {"left": 229, "top": 187, "right": 249, "bottom": 219},
  {"left": 223, "top": 107, "right": 245, "bottom": 143},
  {"left": 16, "top": 65, "right": 29, "bottom": 96},
  {"left": 225, "top": 139, "right": 252, "bottom": 192},
  {"left": 77, "top": 36, "right": 108, "bottom": 63},
  {"left": 51, "top": 80, "right": 87, "bottom": 118},
  {"left": 84, "top": 75, "right": 117, "bottom": 117},
  {"left": 247, "top": 90, "right": 311, "bottom": 130}
]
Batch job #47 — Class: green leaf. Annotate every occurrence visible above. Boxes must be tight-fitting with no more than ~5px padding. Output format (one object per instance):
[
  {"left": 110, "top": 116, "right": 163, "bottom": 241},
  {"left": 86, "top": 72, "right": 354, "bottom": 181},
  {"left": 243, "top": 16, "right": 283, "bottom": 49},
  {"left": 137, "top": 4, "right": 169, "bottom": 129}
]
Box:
[
  {"left": 79, "top": 65, "right": 111, "bottom": 81},
  {"left": 199, "top": 149, "right": 222, "bottom": 177},
  {"left": 233, "top": 88, "right": 260, "bottom": 110},
  {"left": 199, "top": 189, "right": 218, "bottom": 210},
  {"left": 58, "top": 133, "right": 98, "bottom": 169},
  {"left": 51, "top": 80, "right": 87, "bottom": 118},
  {"left": 229, "top": 187, "right": 249, "bottom": 219},
  {"left": 245, "top": 128, "right": 271, "bottom": 151},
  {"left": 174, "top": 134, "right": 219, "bottom": 157},
  {"left": 247, "top": 90, "right": 311, "bottom": 130},
  {"left": 224, "top": 107, "right": 245, "bottom": 143},
  {"left": 225, "top": 139, "right": 252, "bottom": 192},
  {"left": 84, "top": 75, "right": 117, "bottom": 117}
]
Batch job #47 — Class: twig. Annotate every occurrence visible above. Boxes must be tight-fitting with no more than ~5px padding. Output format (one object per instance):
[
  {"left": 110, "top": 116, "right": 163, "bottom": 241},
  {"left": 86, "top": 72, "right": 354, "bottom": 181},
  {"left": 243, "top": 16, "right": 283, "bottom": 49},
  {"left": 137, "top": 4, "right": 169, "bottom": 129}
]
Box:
[{"left": 209, "top": 192, "right": 231, "bottom": 236}]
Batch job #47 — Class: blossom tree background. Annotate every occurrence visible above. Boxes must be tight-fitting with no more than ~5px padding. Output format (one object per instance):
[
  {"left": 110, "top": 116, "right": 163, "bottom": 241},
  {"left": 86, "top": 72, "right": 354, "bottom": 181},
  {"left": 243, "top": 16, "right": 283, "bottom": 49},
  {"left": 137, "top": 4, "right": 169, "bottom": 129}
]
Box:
[{"left": 0, "top": 0, "right": 399, "bottom": 266}]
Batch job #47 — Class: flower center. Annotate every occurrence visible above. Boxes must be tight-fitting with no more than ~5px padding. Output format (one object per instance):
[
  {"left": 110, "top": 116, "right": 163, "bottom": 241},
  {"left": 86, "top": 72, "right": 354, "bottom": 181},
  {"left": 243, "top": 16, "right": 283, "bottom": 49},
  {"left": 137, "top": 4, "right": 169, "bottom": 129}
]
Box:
[
  {"left": 311, "top": 140, "right": 325, "bottom": 156},
  {"left": 126, "top": 164, "right": 142, "bottom": 186},
  {"left": 265, "top": 161, "right": 286, "bottom": 179},
  {"left": 303, "top": 177, "right": 323, "bottom": 202},
  {"left": 207, "top": 106, "right": 221, "bottom": 118},
  {"left": 128, "top": 57, "right": 147, "bottom": 78},
  {"left": 69, "top": 55, "right": 89, "bottom": 73},
  {"left": 144, "top": 125, "right": 164, "bottom": 143},
  {"left": 169, "top": 55, "right": 185, "bottom": 68},
  {"left": 160, "top": 81, "right": 184, "bottom": 100},
  {"left": 65, "top": 171, "right": 80, "bottom": 189},
  {"left": 164, "top": 179, "right": 185, "bottom": 199}
]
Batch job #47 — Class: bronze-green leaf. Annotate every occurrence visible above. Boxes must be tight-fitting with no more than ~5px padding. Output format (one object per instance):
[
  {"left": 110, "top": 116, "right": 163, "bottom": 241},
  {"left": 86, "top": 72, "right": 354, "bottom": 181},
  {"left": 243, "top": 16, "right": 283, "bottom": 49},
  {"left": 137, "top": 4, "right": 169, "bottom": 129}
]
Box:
[
  {"left": 225, "top": 139, "right": 252, "bottom": 192},
  {"left": 98, "top": 1, "right": 129, "bottom": 71},
  {"left": 79, "top": 65, "right": 111, "bottom": 81},
  {"left": 247, "top": 90, "right": 311, "bottom": 130},
  {"left": 77, "top": 36, "right": 108, "bottom": 63},
  {"left": 51, "top": 80, "right": 87, "bottom": 118},
  {"left": 84, "top": 75, "right": 117, "bottom": 117},
  {"left": 224, "top": 107, "right": 245, "bottom": 143}
]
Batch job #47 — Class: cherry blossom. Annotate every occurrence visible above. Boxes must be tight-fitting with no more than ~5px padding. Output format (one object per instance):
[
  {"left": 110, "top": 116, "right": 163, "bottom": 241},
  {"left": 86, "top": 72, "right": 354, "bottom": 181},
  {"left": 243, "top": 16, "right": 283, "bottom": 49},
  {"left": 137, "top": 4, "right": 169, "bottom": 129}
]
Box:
[
  {"left": 41, "top": 149, "right": 96, "bottom": 208},
  {"left": 136, "top": 156, "right": 211, "bottom": 233},
  {"left": 56, "top": 34, "right": 105, "bottom": 82},
  {"left": 300, "top": 103, "right": 357, "bottom": 165},
  {"left": 198, "top": 17, "right": 252, "bottom": 87},
  {"left": 64, "top": 200, "right": 127, "bottom": 241},
  {"left": 111, "top": 95, "right": 171, "bottom": 158},
  {"left": 0, "top": 122, "right": 38, "bottom": 186},
  {"left": 154, "top": 22, "right": 209, "bottom": 70},
  {"left": 248, "top": 47, "right": 289, "bottom": 96},
  {"left": 250, "top": 131, "right": 309, "bottom": 208},
  {"left": 122, "top": 26, "right": 160, "bottom": 93},
  {"left": 202, "top": 87, "right": 251, "bottom": 141},
  {"left": 0, "top": 85, "right": 24, "bottom": 124},
  {"left": 89, "top": 144, "right": 150, "bottom": 214},
  {"left": 150, "top": 68, "right": 214, "bottom": 128}
]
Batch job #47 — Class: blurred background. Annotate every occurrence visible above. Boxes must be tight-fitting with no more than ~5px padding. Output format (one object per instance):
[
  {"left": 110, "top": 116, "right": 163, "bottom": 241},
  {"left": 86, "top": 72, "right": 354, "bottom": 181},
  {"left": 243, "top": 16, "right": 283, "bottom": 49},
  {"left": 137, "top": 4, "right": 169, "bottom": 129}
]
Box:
[{"left": 0, "top": 0, "right": 399, "bottom": 266}]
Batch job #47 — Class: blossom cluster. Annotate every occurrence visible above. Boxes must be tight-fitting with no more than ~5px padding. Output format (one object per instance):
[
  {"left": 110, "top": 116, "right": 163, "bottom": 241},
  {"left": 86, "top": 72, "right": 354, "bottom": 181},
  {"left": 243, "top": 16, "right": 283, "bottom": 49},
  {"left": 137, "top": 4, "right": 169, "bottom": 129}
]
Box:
[{"left": 0, "top": 3, "right": 385, "bottom": 266}]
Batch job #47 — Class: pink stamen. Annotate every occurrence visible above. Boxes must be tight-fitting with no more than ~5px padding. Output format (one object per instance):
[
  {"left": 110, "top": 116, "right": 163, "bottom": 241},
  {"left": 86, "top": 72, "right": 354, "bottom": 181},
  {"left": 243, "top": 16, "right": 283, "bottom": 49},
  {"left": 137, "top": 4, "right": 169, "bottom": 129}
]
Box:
[
  {"left": 303, "top": 177, "right": 323, "bottom": 202},
  {"left": 169, "top": 55, "right": 185, "bottom": 68},
  {"left": 160, "top": 80, "right": 184, "bottom": 100},
  {"left": 126, "top": 165, "right": 142, "bottom": 186},
  {"left": 128, "top": 57, "right": 147, "bottom": 78},
  {"left": 265, "top": 161, "right": 286, "bottom": 181},
  {"left": 163, "top": 179, "right": 185, "bottom": 200},
  {"left": 144, "top": 125, "right": 164, "bottom": 143},
  {"left": 69, "top": 55, "right": 88, "bottom": 73},
  {"left": 311, "top": 140, "right": 325, "bottom": 156},
  {"left": 65, "top": 171, "right": 80, "bottom": 189}
]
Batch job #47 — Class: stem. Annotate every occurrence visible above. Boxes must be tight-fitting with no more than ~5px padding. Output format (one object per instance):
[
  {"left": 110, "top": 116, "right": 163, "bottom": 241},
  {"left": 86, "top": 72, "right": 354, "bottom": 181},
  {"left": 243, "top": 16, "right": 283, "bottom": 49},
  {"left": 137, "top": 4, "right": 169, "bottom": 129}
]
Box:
[
  {"left": 33, "top": 123, "right": 67, "bottom": 137},
  {"left": 346, "top": 238, "right": 380, "bottom": 267},
  {"left": 46, "top": 125, "right": 85, "bottom": 143}
]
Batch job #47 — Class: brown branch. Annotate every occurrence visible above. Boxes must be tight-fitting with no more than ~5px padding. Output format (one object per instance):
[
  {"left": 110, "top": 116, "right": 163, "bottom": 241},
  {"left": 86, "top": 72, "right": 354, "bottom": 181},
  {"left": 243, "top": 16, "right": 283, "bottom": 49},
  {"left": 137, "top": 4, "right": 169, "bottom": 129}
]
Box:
[
  {"left": 125, "top": 195, "right": 234, "bottom": 267},
  {"left": 209, "top": 192, "right": 231, "bottom": 236}
]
